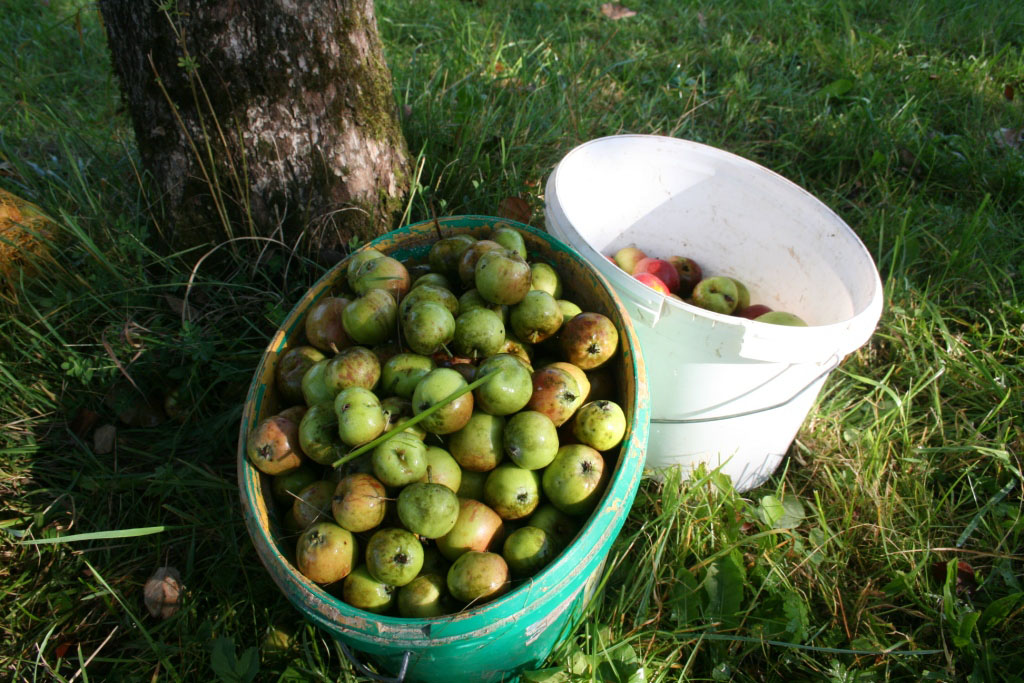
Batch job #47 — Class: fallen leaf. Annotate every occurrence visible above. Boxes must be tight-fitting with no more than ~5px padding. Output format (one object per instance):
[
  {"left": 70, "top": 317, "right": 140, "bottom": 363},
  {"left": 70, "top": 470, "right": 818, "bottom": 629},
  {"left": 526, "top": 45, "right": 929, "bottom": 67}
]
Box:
[
  {"left": 498, "top": 196, "right": 532, "bottom": 224},
  {"left": 601, "top": 2, "right": 637, "bottom": 19},
  {"left": 144, "top": 566, "right": 182, "bottom": 619},
  {"left": 995, "top": 127, "right": 1023, "bottom": 149},
  {"left": 955, "top": 560, "right": 978, "bottom": 596},
  {"left": 55, "top": 642, "right": 73, "bottom": 659},
  {"left": 929, "top": 559, "right": 978, "bottom": 596},
  {"left": 1005, "top": 83, "right": 1015, "bottom": 101},
  {"left": 93, "top": 424, "right": 116, "bottom": 454}
]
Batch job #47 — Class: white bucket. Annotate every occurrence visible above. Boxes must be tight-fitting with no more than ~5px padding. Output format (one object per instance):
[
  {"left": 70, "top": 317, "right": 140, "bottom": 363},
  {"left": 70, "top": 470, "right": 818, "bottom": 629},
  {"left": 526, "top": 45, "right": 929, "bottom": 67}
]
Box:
[{"left": 545, "top": 135, "right": 883, "bottom": 492}]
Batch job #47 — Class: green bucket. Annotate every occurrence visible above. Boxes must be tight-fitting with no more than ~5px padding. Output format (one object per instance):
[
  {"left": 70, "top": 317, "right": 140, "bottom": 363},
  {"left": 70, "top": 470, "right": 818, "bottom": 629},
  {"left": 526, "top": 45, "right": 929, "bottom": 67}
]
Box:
[{"left": 237, "top": 216, "right": 650, "bottom": 682}]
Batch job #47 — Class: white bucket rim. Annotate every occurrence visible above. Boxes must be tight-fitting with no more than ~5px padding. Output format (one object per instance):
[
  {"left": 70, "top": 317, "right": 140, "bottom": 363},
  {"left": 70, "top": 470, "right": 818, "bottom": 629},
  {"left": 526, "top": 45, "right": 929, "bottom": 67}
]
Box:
[{"left": 546, "top": 134, "right": 884, "bottom": 364}]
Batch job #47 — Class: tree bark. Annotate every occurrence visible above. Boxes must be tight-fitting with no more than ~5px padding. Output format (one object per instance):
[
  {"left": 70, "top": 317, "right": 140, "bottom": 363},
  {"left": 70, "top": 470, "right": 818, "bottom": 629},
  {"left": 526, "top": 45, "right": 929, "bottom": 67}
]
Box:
[{"left": 98, "top": 0, "right": 410, "bottom": 253}]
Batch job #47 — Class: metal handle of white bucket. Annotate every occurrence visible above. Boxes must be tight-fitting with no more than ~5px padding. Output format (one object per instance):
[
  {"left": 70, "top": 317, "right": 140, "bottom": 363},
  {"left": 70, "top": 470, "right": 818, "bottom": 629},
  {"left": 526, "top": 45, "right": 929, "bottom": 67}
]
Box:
[
  {"left": 650, "top": 354, "right": 840, "bottom": 424},
  {"left": 338, "top": 641, "right": 411, "bottom": 682}
]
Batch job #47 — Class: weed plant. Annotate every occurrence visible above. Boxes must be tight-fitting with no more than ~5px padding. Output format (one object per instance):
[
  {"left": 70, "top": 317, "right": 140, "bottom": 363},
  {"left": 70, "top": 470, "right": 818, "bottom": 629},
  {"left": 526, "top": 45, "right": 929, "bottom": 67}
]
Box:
[{"left": 1, "top": 0, "right": 1021, "bottom": 681}]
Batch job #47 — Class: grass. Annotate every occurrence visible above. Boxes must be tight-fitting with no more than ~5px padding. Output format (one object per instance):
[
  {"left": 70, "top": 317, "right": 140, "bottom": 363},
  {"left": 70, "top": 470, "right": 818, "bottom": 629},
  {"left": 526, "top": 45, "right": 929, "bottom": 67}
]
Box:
[{"left": 1, "top": 0, "right": 1022, "bottom": 681}]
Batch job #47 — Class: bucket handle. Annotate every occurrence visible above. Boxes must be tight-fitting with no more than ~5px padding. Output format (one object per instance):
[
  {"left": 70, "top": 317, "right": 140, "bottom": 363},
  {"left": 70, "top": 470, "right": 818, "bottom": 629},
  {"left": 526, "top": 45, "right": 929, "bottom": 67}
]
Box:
[
  {"left": 633, "top": 297, "right": 665, "bottom": 327},
  {"left": 651, "top": 354, "right": 840, "bottom": 425},
  {"left": 337, "top": 640, "right": 411, "bottom": 682}
]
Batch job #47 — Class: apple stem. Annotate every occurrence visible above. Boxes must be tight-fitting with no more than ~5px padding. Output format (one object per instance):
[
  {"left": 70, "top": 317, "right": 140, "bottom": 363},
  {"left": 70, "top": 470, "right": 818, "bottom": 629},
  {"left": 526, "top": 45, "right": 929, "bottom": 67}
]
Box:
[{"left": 330, "top": 368, "right": 500, "bottom": 469}]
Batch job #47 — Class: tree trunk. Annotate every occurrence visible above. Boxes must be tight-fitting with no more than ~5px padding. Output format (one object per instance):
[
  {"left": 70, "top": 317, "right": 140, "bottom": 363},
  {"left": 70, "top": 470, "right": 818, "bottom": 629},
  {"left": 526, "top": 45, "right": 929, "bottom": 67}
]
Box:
[{"left": 98, "top": 0, "right": 410, "bottom": 253}]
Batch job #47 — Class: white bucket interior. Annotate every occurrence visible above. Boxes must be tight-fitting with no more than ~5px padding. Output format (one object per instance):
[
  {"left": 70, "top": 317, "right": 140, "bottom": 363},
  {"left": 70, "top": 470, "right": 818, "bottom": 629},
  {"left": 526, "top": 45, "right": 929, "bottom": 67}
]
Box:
[{"left": 545, "top": 135, "right": 884, "bottom": 490}]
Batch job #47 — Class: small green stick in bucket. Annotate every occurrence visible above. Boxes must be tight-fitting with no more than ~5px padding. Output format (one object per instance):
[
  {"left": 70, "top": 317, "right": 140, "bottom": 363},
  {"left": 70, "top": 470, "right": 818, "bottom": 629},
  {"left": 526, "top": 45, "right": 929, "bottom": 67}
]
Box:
[{"left": 331, "top": 368, "right": 500, "bottom": 469}]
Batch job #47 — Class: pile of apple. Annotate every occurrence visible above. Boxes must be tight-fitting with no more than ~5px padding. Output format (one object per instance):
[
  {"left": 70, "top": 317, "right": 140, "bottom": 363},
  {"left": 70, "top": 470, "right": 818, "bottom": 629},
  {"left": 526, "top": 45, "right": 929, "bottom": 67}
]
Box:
[
  {"left": 610, "top": 246, "right": 807, "bottom": 325},
  {"left": 246, "top": 226, "right": 629, "bottom": 618}
]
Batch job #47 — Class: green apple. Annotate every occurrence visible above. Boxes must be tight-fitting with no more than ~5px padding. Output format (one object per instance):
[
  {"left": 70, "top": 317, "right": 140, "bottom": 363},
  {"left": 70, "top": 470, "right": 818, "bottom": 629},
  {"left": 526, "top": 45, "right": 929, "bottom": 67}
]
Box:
[
  {"left": 475, "top": 250, "right": 532, "bottom": 306},
  {"left": 300, "top": 358, "right": 335, "bottom": 407},
  {"left": 403, "top": 301, "right": 456, "bottom": 356},
  {"left": 418, "top": 445, "right": 462, "bottom": 493},
  {"left": 491, "top": 226, "right": 527, "bottom": 260},
  {"left": 275, "top": 345, "right": 326, "bottom": 406},
  {"left": 448, "top": 411, "right": 506, "bottom": 472},
  {"left": 526, "top": 366, "right": 583, "bottom": 427},
  {"left": 509, "top": 290, "right": 563, "bottom": 344},
  {"left": 298, "top": 401, "right": 346, "bottom": 465},
  {"left": 271, "top": 463, "right": 319, "bottom": 505},
  {"left": 456, "top": 470, "right": 488, "bottom": 501},
  {"left": 556, "top": 299, "right": 582, "bottom": 322},
  {"left": 754, "top": 310, "right": 808, "bottom": 326},
  {"left": 365, "top": 527, "right": 424, "bottom": 587},
  {"left": 527, "top": 503, "right": 579, "bottom": 550},
  {"left": 545, "top": 361, "right": 591, "bottom": 404},
  {"left": 412, "top": 368, "right": 475, "bottom": 435},
  {"left": 342, "top": 565, "right": 396, "bottom": 614},
  {"left": 541, "top": 445, "right": 609, "bottom": 517},
  {"left": 692, "top": 276, "right": 740, "bottom": 315},
  {"left": 334, "top": 386, "right": 386, "bottom": 447},
  {"left": 296, "top": 521, "right": 357, "bottom": 584},
  {"left": 612, "top": 246, "right": 647, "bottom": 274},
  {"left": 558, "top": 312, "right": 619, "bottom": 370},
  {"left": 304, "top": 296, "right": 351, "bottom": 353},
  {"left": 529, "top": 262, "right": 562, "bottom": 298},
  {"left": 331, "top": 472, "right": 387, "bottom": 533},
  {"left": 436, "top": 498, "right": 506, "bottom": 561},
  {"left": 447, "top": 551, "right": 509, "bottom": 604},
  {"left": 473, "top": 354, "right": 533, "bottom": 416},
  {"left": 371, "top": 431, "right": 427, "bottom": 487},
  {"left": 346, "top": 248, "right": 386, "bottom": 291},
  {"left": 572, "top": 400, "right": 627, "bottom": 452},
  {"left": 453, "top": 308, "right": 506, "bottom": 358},
  {"left": 398, "top": 573, "right": 448, "bottom": 618},
  {"left": 502, "top": 525, "right": 558, "bottom": 578},
  {"left": 399, "top": 283, "right": 459, "bottom": 323},
  {"left": 380, "top": 353, "right": 436, "bottom": 399},
  {"left": 483, "top": 464, "right": 542, "bottom": 520},
  {"left": 291, "top": 480, "right": 335, "bottom": 529},
  {"left": 457, "top": 239, "right": 504, "bottom": 286},
  {"left": 428, "top": 234, "right": 477, "bottom": 278},
  {"left": 412, "top": 272, "right": 452, "bottom": 291},
  {"left": 397, "top": 482, "right": 460, "bottom": 539},
  {"left": 351, "top": 255, "right": 410, "bottom": 302},
  {"left": 342, "top": 289, "right": 398, "bottom": 346},
  {"left": 503, "top": 410, "right": 559, "bottom": 470},
  {"left": 728, "top": 278, "right": 751, "bottom": 311},
  {"left": 457, "top": 288, "right": 506, "bottom": 322},
  {"left": 323, "top": 345, "right": 381, "bottom": 395},
  {"left": 247, "top": 413, "right": 304, "bottom": 476}
]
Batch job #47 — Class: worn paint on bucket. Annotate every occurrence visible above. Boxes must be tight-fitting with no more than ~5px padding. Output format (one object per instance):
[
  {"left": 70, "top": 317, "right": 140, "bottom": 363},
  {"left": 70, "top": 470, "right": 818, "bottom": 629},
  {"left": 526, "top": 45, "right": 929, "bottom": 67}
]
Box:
[
  {"left": 238, "top": 216, "right": 650, "bottom": 682},
  {"left": 546, "top": 135, "right": 883, "bottom": 491}
]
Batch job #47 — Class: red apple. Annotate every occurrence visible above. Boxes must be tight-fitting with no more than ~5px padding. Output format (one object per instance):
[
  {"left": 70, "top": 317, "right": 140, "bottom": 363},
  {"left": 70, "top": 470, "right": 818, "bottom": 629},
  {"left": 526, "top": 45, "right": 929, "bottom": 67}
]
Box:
[
  {"left": 633, "top": 258, "right": 680, "bottom": 292},
  {"left": 612, "top": 246, "right": 647, "bottom": 274},
  {"left": 668, "top": 256, "right": 703, "bottom": 296},
  {"left": 634, "top": 272, "right": 670, "bottom": 295},
  {"left": 736, "top": 304, "right": 773, "bottom": 320}
]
